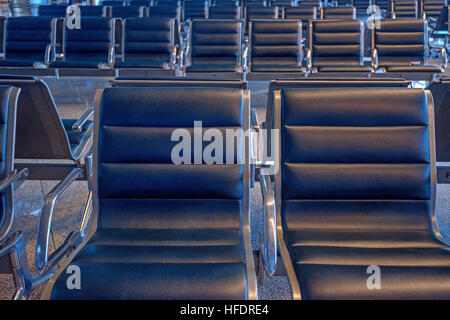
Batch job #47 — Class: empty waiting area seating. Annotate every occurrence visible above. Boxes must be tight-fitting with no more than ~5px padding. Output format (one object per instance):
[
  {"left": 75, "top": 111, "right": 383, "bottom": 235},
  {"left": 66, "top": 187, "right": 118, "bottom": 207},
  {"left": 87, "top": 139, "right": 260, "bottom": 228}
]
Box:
[
  {"left": 391, "top": 0, "right": 418, "bottom": 18},
  {"left": 247, "top": 20, "right": 304, "bottom": 78},
  {"left": 50, "top": 17, "right": 116, "bottom": 70},
  {"left": 185, "top": 20, "right": 244, "bottom": 77},
  {"left": 269, "top": 87, "right": 450, "bottom": 299},
  {"left": 320, "top": 6, "right": 356, "bottom": 19},
  {"left": 284, "top": 6, "right": 316, "bottom": 33},
  {"left": 307, "top": 20, "right": 371, "bottom": 73},
  {"left": 0, "top": 17, "right": 54, "bottom": 68},
  {"left": 43, "top": 87, "right": 256, "bottom": 299},
  {"left": 372, "top": 19, "right": 443, "bottom": 77},
  {"left": 116, "top": 18, "right": 177, "bottom": 73}
]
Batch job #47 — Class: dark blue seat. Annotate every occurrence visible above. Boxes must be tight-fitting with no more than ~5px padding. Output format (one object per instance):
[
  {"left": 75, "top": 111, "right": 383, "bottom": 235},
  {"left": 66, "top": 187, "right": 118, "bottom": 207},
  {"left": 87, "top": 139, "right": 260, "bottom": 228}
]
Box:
[
  {"left": 38, "top": 4, "right": 67, "bottom": 17},
  {"left": 79, "top": 5, "right": 110, "bottom": 17},
  {"left": 149, "top": 3, "right": 181, "bottom": 20},
  {"left": 271, "top": 87, "right": 450, "bottom": 299},
  {"left": 115, "top": 18, "right": 176, "bottom": 70},
  {"left": 208, "top": 4, "right": 242, "bottom": 18},
  {"left": 0, "top": 17, "right": 54, "bottom": 68},
  {"left": 111, "top": 5, "right": 146, "bottom": 17},
  {"left": 44, "top": 87, "right": 256, "bottom": 300},
  {"left": 50, "top": 17, "right": 116, "bottom": 69}
]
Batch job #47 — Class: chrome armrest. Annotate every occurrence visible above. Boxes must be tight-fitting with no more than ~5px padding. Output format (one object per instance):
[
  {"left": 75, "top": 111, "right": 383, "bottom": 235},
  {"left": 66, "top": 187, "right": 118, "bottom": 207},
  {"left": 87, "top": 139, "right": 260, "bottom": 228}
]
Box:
[
  {"left": 306, "top": 48, "right": 312, "bottom": 73},
  {"left": 242, "top": 40, "right": 249, "bottom": 73},
  {"left": 250, "top": 108, "right": 259, "bottom": 188},
  {"left": 258, "top": 172, "right": 277, "bottom": 277},
  {"left": 79, "top": 150, "right": 93, "bottom": 239},
  {"left": 170, "top": 44, "right": 179, "bottom": 69},
  {"left": 44, "top": 44, "right": 52, "bottom": 65},
  {"left": 0, "top": 168, "right": 28, "bottom": 193},
  {"left": 35, "top": 167, "right": 85, "bottom": 274},
  {"left": 371, "top": 48, "right": 378, "bottom": 71},
  {"left": 106, "top": 45, "right": 115, "bottom": 68},
  {"left": 72, "top": 107, "right": 94, "bottom": 133},
  {"left": 442, "top": 47, "right": 448, "bottom": 69}
]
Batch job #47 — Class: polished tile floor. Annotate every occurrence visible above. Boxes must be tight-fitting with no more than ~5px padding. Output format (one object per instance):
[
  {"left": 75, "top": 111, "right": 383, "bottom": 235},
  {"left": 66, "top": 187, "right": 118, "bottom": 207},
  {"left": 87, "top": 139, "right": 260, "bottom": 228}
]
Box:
[{"left": 1, "top": 73, "right": 449, "bottom": 300}]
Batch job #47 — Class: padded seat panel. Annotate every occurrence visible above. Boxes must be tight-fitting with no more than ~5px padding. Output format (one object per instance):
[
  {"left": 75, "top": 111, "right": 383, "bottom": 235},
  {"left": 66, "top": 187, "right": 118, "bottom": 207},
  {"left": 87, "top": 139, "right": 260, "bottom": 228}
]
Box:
[
  {"left": 115, "top": 60, "right": 169, "bottom": 68},
  {"left": 386, "top": 65, "right": 443, "bottom": 72},
  {"left": 0, "top": 59, "right": 37, "bottom": 67},
  {"left": 49, "top": 60, "right": 106, "bottom": 68},
  {"left": 317, "top": 65, "right": 372, "bottom": 72}
]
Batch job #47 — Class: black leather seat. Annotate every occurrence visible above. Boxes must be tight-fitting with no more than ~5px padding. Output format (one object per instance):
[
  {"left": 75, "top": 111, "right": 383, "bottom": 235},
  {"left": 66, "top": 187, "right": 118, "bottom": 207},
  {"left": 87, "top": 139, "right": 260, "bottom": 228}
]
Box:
[
  {"left": 371, "top": 19, "right": 443, "bottom": 77},
  {"left": 391, "top": 0, "right": 418, "bottom": 18},
  {"left": 296, "top": 0, "right": 322, "bottom": 8},
  {"left": 79, "top": 5, "right": 110, "bottom": 17},
  {"left": 208, "top": 4, "right": 242, "bottom": 18},
  {"left": 43, "top": 87, "right": 256, "bottom": 300},
  {"left": 149, "top": 3, "right": 181, "bottom": 20},
  {"left": 185, "top": 0, "right": 208, "bottom": 19},
  {"left": 320, "top": 6, "right": 356, "bottom": 19},
  {"left": 115, "top": 18, "right": 177, "bottom": 74},
  {"left": 38, "top": 4, "right": 67, "bottom": 17},
  {"left": 353, "top": 0, "right": 372, "bottom": 13},
  {"left": 111, "top": 5, "right": 147, "bottom": 18},
  {"left": 271, "top": 87, "right": 450, "bottom": 299},
  {"left": 427, "top": 77, "right": 450, "bottom": 162},
  {"left": 421, "top": 0, "right": 447, "bottom": 18},
  {"left": 307, "top": 20, "right": 372, "bottom": 74},
  {"left": 103, "top": 0, "right": 127, "bottom": 6},
  {"left": 247, "top": 20, "right": 304, "bottom": 79},
  {"left": 112, "top": 76, "right": 248, "bottom": 88},
  {"left": 0, "top": 86, "right": 36, "bottom": 300},
  {"left": 284, "top": 6, "right": 317, "bottom": 35},
  {"left": 0, "top": 17, "right": 54, "bottom": 68},
  {"left": 185, "top": 20, "right": 244, "bottom": 78},
  {"left": 374, "top": 0, "right": 391, "bottom": 15},
  {"left": 245, "top": 6, "right": 279, "bottom": 33},
  {"left": 50, "top": 17, "right": 116, "bottom": 73}
]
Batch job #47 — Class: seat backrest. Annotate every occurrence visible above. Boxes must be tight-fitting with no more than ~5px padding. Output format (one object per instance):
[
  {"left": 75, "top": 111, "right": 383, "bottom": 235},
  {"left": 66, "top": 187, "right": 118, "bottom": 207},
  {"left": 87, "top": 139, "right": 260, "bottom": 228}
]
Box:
[
  {"left": 275, "top": 87, "right": 436, "bottom": 234},
  {"left": 249, "top": 19, "right": 302, "bottom": 70},
  {"left": 245, "top": 6, "right": 279, "bottom": 20},
  {"left": 421, "top": 0, "right": 447, "bottom": 18},
  {"left": 185, "top": 0, "right": 207, "bottom": 19},
  {"left": 149, "top": 3, "right": 181, "bottom": 19},
  {"left": 38, "top": 5, "right": 67, "bottom": 17},
  {"left": 284, "top": 6, "right": 317, "bottom": 22},
  {"left": 392, "top": 0, "right": 418, "bottom": 18},
  {"left": 122, "top": 18, "right": 174, "bottom": 64},
  {"left": 374, "top": 0, "right": 391, "bottom": 11},
  {"left": 208, "top": 5, "right": 242, "bottom": 18},
  {"left": 0, "top": 86, "right": 20, "bottom": 243},
  {"left": 130, "top": 0, "right": 151, "bottom": 5},
  {"left": 112, "top": 77, "right": 248, "bottom": 88},
  {"left": 93, "top": 86, "right": 249, "bottom": 243},
  {"left": 270, "top": 0, "right": 295, "bottom": 6},
  {"left": 79, "top": 5, "right": 109, "bottom": 17},
  {"left": 112, "top": 5, "right": 146, "bottom": 17},
  {"left": 296, "top": 0, "right": 322, "bottom": 7},
  {"left": 4, "top": 17, "right": 54, "bottom": 63},
  {"left": 353, "top": 0, "right": 372, "bottom": 11},
  {"left": 432, "top": 5, "right": 449, "bottom": 30},
  {"left": 103, "top": 0, "right": 127, "bottom": 6},
  {"left": 373, "top": 19, "right": 426, "bottom": 66},
  {"left": 321, "top": 5, "right": 356, "bottom": 19},
  {"left": 189, "top": 19, "right": 243, "bottom": 70},
  {"left": 310, "top": 20, "right": 364, "bottom": 67},
  {"left": 63, "top": 17, "right": 115, "bottom": 64},
  {"left": 0, "top": 76, "right": 73, "bottom": 160}
]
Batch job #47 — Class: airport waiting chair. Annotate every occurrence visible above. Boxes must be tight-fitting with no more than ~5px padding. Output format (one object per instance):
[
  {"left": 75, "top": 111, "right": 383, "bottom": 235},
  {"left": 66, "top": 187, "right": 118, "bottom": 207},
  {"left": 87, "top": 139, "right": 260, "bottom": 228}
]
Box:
[
  {"left": 427, "top": 77, "right": 450, "bottom": 162},
  {"left": 112, "top": 76, "right": 248, "bottom": 88},
  {"left": 185, "top": 0, "right": 208, "bottom": 19},
  {"left": 245, "top": 6, "right": 279, "bottom": 33},
  {"left": 284, "top": 6, "right": 317, "bottom": 36},
  {"left": 42, "top": 87, "right": 256, "bottom": 299},
  {"left": 208, "top": 5, "right": 242, "bottom": 18},
  {"left": 246, "top": 20, "right": 305, "bottom": 80},
  {"left": 0, "top": 76, "right": 93, "bottom": 277},
  {"left": 371, "top": 19, "right": 445, "bottom": 80},
  {"left": 50, "top": 17, "right": 117, "bottom": 76},
  {"left": 103, "top": 0, "right": 128, "bottom": 5},
  {"left": 264, "top": 87, "right": 450, "bottom": 299},
  {"left": 38, "top": 4, "right": 68, "bottom": 17},
  {"left": 374, "top": 0, "right": 391, "bottom": 15},
  {"left": 391, "top": 0, "right": 418, "bottom": 18},
  {"left": 306, "top": 20, "right": 372, "bottom": 74},
  {"left": 421, "top": 0, "right": 447, "bottom": 18},
  {"left": 115, "top": 18, "right": 178, "bottom": 76},
  {"left": 353, "top": 0, "right": 372, "bottom": 13},
  {"left": 296, "top": 0, "right": 322, "bottom": 8},
  {"left": 78, "top": 5, "right": 111, "bottom": 17},
  {"left": 270, "top": 0, "right": 297, "bottom": 7},
  {"left": 244, "top": 0, "right": 269, "bottom": 6},
  {"left": 184, "top": 20, "right": 244, "bottom": 79},
  {"left": 0, "top": 17, "right": 55, "bottom": 73},
  {"left": 130, "top": 0, "right": 151, "bottom": 5},
  {"left": 320, "top": 6, "right": 356, "bottom": 19},
  {"left": 0, "top": 86, "right": 37, "bottom": 300},
  {"left": 111, "top": 5, "right": 147, "bottom": 17},
  {"left": 149, "top": 3, "right": 181, "bottom": 20}
]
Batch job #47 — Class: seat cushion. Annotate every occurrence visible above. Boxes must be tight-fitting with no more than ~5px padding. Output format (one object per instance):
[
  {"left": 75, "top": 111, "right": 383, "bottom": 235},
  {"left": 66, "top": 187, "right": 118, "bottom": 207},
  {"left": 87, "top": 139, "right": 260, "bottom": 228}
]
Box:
[
  {"left": 62, "top": 119, "right": 93, "bottom": 156},
  {"left": 186, "top": 64, "right": 239, "bottom": 72},
  {"left": 317, "top": 65, "right": 373, "bottom": 72},
  {"left": 114, "top": 60, "right": 170, "bottom": 69},
  {"left": 49, "top": 60, "right": 107, "bottom": 69},
  {"left": 0, "top": 59, "right": 38, "bottom": 67},
  {"left": 385, "top": 64, "right": 443, "bottom": 73},
  {"left": 50, "top": 227, "right": 247, "bottom": 299}
]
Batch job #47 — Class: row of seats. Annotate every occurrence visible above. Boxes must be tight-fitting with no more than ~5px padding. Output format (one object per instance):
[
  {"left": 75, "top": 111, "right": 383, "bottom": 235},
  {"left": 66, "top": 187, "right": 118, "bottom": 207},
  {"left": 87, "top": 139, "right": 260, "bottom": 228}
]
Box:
[
  {"left": 0, "top": 16, "right": 445, "bottom": 80},
  {"left": 2, "top": 76, "right": 449, "bottom": 299}
]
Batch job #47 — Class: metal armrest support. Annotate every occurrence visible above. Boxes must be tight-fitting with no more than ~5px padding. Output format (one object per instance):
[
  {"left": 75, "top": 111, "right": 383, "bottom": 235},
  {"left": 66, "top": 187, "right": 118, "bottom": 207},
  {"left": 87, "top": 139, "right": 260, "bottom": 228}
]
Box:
[
  {"left": 79, "top": 150, "right": 93, "bottom": 238},
  {"left": 170, "top": 44, "right": 179, "bottom": 69},
  {"left": 44, "top": 44, "right": 52, "bottom": 65},
  {"left": 258, "top": 172, "right": 277, "bottom": 277},
  {"left": 250, "top": 108, "right": 259, "bottom": 189},
  {"left": 35, "top": 167, "right": 85, "bottom": 275},
  {"left": 72, "top": 107, "right": 94, "bottom": 133},
  {"left": 242, "top": 40, "right": 249, "bottom": 73},
  {"left": 306, "top": 48, "right": 312, "bottom": 73},
  {"left": 371, "top": 48, "right": 378, "bottom": 71},
  {"left": 0, "top": 168, "right": 28, "bottom": 193}
]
